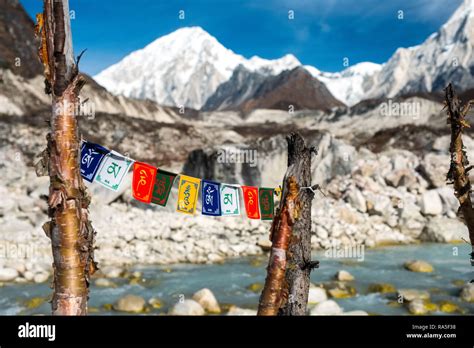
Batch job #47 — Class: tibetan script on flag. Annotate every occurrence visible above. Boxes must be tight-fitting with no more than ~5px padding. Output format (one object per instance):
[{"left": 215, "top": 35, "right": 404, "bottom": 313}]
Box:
[
  {"left": 201, "top": 180, "right": 221, "bottom": 216},
  {"left": 151, "top": 169, "right": 177, "bottom": 206},
  {"left": 220, "top": 184, "right": 240, "bottom": 216},
  {"left": 259, "top": 187, "right": 275, "bottom": 220},
  {"left": 242, "top": 186, "right": 260, "bottom": 219},
  {"left": 95, "top": 151, "right": 133, "bottom": 191},
  {"left": 80, "top": 142, "right": 109, "bottom": 182},
  {"left": 177, "top": 175, "right": 200, "bottom": 215},
  {"left": 132, "top": 162, "right": 157, "bottom": 203}
]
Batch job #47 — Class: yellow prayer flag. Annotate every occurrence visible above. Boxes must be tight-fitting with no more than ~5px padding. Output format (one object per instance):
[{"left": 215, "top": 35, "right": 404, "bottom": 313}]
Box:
[
  {"left": 274, "top": 186, "right": 282, "bottom": 199},
  {"left": 176, "top": 175, "right": 201, "bottom": 215}
]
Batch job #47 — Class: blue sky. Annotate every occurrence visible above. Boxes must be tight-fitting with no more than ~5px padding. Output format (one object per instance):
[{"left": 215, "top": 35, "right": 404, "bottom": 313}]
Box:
[{"left": 21, "top": 0, "right": 463, "bottom": 75}]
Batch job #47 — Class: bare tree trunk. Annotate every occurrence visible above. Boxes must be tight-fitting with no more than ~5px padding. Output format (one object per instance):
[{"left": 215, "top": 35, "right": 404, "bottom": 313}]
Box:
[
  {"left": 445, "top": 83, "right": 474, "bottom": 268},
  {"left": 258, "top": 133, "right": 317, "bottom": 316},
  {"left": 36, "top": 0, "right": 96, "bottom": 315}
]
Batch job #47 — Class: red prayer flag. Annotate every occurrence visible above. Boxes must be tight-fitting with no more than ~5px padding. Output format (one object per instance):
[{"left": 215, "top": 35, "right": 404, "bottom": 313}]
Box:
[
  {"left": 241, "top": 186, "right": 260, "bottom": 219},
  {"left": 132, "top": 162, "right": 157, "bottom": 203}
]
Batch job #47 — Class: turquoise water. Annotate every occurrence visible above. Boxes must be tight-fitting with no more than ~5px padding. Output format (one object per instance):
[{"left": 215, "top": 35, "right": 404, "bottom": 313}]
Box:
[{"left": 2, "top": 243, "right": 473, "bottom": 315}]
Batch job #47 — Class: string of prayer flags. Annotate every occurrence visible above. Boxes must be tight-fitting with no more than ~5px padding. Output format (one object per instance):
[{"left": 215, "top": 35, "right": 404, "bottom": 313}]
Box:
[
  {"left": 177, "top": 175, "right": 200, "bottom": 215},
  {"left": 132, "top": 162, "right": 157, "bottom": 203},
  {"left": 80, "top": 140, "right": 281, "bottom": 221},
  {"left": 259, "top": 187, "right": 275, "bottom": 220},
  {"left": 242, "top": 186, "right": 260, "bottom": 219},
  {"left": 220, "top": 184, "right": 240, "bottom": 216},
  {"left": 80, "top": 142, "right": 110, "bottom": 182},
  {"left": 201, "top": 180, "right": 221, "bottom": 216},
  {"left": 151, "top": 169, "right": 177, "bottom": 206},
  {"left": 95, "top": 151, "right": 133, "bottom": 192}
]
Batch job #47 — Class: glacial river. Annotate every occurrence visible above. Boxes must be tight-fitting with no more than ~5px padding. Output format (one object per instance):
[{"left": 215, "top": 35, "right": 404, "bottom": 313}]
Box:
[{"left": 1, "top": 243, "right": 473, "bottom": 315}]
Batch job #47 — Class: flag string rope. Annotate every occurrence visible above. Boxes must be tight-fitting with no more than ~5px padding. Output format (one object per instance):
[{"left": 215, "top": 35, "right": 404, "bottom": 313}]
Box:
[{"left": 79, "top": 139, "right": 278, "bottom": 220}]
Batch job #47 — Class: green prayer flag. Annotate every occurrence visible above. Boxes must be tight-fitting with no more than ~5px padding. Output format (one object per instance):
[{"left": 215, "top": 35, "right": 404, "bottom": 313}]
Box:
[
  {"left": 259, "top": 187, "right": 274, "bottom": 220},
  {"left": 151, "top": 169, "right": 177, "bottom": 206}
]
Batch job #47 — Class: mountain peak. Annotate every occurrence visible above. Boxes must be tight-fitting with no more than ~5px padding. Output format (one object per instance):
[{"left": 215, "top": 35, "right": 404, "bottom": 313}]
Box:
[
  {"left": 342, "top": 62, "right": 382, "bottom": 76},
  {"left": 362, "top": 0, "right": 474, "bottom": 101},
  {"left": 94, "top": 27, "right": 301, "bottom": 109},
  {"left": 441, "top": 0, "right": 474, "bottom": 33},
  {"left": 153, "top": 26, "right": 215, "bottom": 43}
]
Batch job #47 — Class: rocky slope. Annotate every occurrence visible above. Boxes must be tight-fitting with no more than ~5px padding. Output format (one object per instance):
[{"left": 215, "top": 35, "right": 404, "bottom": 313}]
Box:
[
  {"left": 0, "top": 130, "right": 469, "bottom": 284},
  {"left": 204, "top": 66, "right": 344, "bottom": 113},
  {"left": 0, "top": 0, "right": 42, "bottom": 78},
  {"left": 202, "top": 65, "right": 269, "bottom": 111},
  {"left": 366, "top": 0, "right": 474, "bottom": 100}
]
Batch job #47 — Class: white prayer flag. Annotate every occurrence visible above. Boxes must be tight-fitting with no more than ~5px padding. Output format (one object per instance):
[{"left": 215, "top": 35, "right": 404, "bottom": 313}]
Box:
[
  {"left": 220, "top": 184, "right": 241, "bottom": 216},
  {"left": 95, "top": 151, "right": 133, "bottom": 191}
]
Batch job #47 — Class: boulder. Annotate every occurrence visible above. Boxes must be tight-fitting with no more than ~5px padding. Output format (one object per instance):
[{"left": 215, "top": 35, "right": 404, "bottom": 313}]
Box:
[
  {"left": 403, "top": 260, "right": 434, "bottom": 273},
  {"left": 335, "top": 270, "right": 354, "bottom": 282},
  {"left": 407, "top": 299, "right": 422, "bottom": 315},
  {"left": 420, "top": 190, "right": 443, "bottom": 216},
  {"left": 0, "top": 267, "right": 19, "bottom": 282},
  {"left": 431, "top": 135, "right": 450, "bottom": 152},
  {"left": 169, "top": 299, "right": 205, "bottom": 316},
  {"left": 192, "top": 288, "right": 221, "bottom": 313},
  {"left": 420, "top": 217, "right": 468, "bottom": 243},
  {"left": 438, "top": 301, "right": 461, "bottom": 313},
  {"left": 337, "top": 206, "right": 360, "bottom": 224},
  {"left": 366, "top": 193, "right": 392, "bottom": 217},
  {"left": 436, "top": 187, "right": 459, "bottom": 215},
  {"left": 325, "top": 282, "right": 357, "bottom": 299},
  {"left": 23, "top": 271, "right": 35, "bottom": 282},
  {"left": 408, "top": 299, "right": 429, "bottom": 315},
  {"left": 460, "top": 283, "right": 474, "bottom": 302},
  {"left": 419, "top": 154, "right": 449, "bottom": 188},
  {"left": 0, "top": 195, "right": 17, "bottom": 215},
  {"left": 33, "top": 272, "right": 49, "bottom": 283},
  {"left": 308, "top": 286, "right": 328, "bottom": 304},
  {"left": 385, "top": 169, "right": 416, "bottom": 188},
  {"left": 226, "top": 306, "right": 257, "bottom": 316},
  {"left": 368, "top": 283, "right": 396, "bottom": 294},
  {"left": 256, "top": 238, "right": 272, "bottom": 251},
  {"left": 346, "top": 188, "right": 366, "bottom": 213},
  {"left": 247, "top": 282, "right": 263, "bottom": 293},
  {"left": 113, "top": 294, "right": 146, "bottom": 313},
  {"left": 397, "top": 289, "right": 430, "bottom": 302},
  {"left": 310, "top": 300, "right": 343, "bottom": 315},
  {"left": 328, "top": 287, "right": 356, "bottom": 299},
  {"left": 148, "top": 298, "right": 164, "bottom": 309},
  {"left": 398, "top": 201, "right": 425, "bottom": 237}
]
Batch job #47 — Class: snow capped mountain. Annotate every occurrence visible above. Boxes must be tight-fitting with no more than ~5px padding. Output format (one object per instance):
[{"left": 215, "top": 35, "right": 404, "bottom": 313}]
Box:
[
  {"left": 95, "top": 0, "right": 474, "bottom": 110},
  {"left": 365, "top": 0, "right": 474, "bottom": 100},
  {"left": 305, "top": 0, "right": 474, "bottom": 106},
  {"left": 94, "top": 27, "right": 300, "bottom": 110},
  {"left": 306, "top": 62, "right": 382, "bottom": 106}
]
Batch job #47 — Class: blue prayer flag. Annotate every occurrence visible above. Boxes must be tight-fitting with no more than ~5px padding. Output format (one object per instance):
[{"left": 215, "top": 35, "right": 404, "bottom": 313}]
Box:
[
  {"left": 201, "top": 180, "right": 221, "bottom": 216},
  {"left": 80, "top": 142, "right": 110, "bottom": 182}
]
